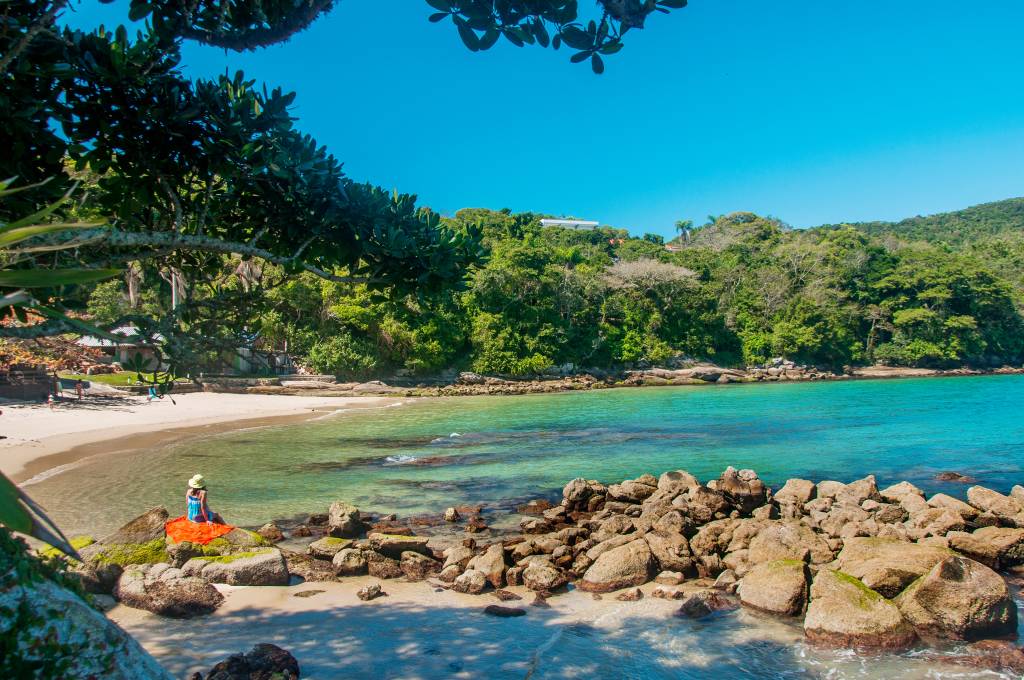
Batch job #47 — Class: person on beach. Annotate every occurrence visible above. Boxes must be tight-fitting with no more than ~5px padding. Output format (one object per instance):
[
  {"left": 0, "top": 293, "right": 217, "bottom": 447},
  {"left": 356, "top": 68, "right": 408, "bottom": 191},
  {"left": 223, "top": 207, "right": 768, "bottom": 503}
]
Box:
[{"left": 186, "top": 474, "right": 225, "bottom": 525}]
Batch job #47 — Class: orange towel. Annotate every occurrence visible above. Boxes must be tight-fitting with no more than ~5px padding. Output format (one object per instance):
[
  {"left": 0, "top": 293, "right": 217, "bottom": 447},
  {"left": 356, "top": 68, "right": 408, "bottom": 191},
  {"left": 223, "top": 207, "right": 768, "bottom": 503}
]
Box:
[{"left": 165, "top": 515, "right": 235, "bottom": 544}]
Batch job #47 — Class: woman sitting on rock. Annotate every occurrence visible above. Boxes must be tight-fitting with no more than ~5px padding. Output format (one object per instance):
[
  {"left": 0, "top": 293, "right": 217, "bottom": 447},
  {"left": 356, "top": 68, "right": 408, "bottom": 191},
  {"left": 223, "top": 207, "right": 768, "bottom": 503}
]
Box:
[{"left": 186, "top": 474, "right": 225, "bottom": 525}]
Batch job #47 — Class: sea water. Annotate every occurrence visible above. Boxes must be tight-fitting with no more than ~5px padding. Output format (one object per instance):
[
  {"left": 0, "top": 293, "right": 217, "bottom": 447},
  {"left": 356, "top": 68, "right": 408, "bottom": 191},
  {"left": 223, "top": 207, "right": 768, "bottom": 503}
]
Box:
[{"left": 30, "top": 375, "right": 1024, "bottom": 536}]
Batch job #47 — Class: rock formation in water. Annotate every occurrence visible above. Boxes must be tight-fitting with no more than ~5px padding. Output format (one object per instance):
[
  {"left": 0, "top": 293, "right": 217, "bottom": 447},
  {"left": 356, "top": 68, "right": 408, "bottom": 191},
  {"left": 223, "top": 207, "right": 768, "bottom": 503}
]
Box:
[{"left": 43, "top": 466, "right": 1024, "bottom": 675}]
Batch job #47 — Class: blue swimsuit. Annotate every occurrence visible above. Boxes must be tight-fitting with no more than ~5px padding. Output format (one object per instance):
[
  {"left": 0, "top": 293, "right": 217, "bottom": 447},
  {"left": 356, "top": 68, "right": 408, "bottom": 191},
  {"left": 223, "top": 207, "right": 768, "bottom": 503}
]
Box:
[{"left": 187, "top": 492, "right": 209, "bottom": 522}]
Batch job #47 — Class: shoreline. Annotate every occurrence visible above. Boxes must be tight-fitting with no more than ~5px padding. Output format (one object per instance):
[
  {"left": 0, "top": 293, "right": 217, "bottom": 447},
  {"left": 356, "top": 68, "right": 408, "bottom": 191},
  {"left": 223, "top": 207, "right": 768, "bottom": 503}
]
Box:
[
  {"left": 2, "top": 393, "right": 403, "bottom": 484},
  {"left": 10, "top": 369, "right": 1024, "bottom": 490},
  {"left": 237, "top": 363, "right": 1024, "bottom": 398}
]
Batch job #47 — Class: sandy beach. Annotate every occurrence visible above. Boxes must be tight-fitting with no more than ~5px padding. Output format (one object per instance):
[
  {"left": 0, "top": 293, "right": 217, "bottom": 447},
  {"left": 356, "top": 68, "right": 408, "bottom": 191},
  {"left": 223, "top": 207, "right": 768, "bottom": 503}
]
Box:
[{"left": 1, "top": 392, "right": 400, "bottom": 483}]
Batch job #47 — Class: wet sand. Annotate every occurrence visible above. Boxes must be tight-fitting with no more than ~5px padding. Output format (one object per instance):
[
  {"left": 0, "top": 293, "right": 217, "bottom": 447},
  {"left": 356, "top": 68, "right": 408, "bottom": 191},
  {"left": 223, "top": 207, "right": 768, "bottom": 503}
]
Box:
[{"left": 2, "top": 393, "right": 402, "bottom": 483}]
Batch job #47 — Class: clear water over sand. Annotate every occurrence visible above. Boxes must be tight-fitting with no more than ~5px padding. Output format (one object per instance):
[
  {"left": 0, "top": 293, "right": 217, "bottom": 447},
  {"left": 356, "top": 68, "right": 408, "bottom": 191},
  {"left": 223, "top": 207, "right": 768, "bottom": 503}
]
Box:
[{"left": 32, "top": 374, "right": 1024, "bottom": 536}]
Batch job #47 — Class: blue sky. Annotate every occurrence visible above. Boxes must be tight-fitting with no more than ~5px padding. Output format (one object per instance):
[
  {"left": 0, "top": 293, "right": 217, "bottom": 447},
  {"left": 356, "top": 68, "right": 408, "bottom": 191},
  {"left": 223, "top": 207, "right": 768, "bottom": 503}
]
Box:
[{"left": 63, "top": 1, "right": 1024, "bottom": 237}]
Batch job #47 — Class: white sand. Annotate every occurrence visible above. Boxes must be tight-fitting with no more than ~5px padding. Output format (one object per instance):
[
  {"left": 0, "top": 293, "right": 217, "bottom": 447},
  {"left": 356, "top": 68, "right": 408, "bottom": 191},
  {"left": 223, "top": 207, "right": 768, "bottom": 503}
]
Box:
[{"left": 0, "top": 392, "right": 398, "bottom": 480}]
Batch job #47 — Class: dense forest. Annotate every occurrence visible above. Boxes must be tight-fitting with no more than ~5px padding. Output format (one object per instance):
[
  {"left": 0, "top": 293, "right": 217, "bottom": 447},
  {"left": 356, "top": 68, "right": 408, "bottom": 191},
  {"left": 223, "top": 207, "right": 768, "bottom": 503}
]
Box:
[{"left": 77, "top": 198, "right": 1024, "bottom": 377}]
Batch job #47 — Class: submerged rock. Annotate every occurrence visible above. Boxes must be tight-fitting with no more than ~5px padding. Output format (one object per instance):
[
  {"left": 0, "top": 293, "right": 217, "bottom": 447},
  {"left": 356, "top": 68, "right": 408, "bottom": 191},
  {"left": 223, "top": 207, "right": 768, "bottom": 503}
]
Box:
[
  {"left": 675, "top": 590, "right": 738, "bottom": 618},
  {"left": 484, "top": 604, "right": 526, "bottom": 617}
]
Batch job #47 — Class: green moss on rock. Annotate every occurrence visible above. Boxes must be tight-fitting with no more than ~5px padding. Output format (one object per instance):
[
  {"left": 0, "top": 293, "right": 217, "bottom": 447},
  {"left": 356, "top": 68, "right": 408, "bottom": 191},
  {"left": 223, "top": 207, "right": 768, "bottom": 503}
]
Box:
[
  {"left": 832, "top": 570, "right": 885, "bottom": 609},
  {"left": 39, "top": 536, "right": 95, "bottom": 561},
  {"left": 93, "top": 538, "right": 169, "bottom": 567},
  {"left": 192, "top": 549, "right": 274, "bottom": 564}
]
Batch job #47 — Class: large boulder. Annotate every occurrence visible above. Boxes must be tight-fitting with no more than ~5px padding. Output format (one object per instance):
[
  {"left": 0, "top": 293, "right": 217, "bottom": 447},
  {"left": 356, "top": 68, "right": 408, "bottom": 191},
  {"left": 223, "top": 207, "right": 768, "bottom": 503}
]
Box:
[
  {"left": 466, "top": 543, "right": 506, "bottom": 588},
  {"left": 835, "top": 475, "right": 880, "bottom": 506},
  {"left": 717, "top": 467, "right": 767, "bottom": 514},
  {"left": 2, "top": 562, "right": 173, "bottom": 679},
  {"left": 737, "top": 559, "right": 808, "bottom": 616},
  {"left": 101, "top": 506, "right": 169, "bottom": 545},
  {"left": 307, "top": 537, "right": 353, "bottom": 560},
  {"left": 114, "top": 565, "right": 223, "bottom": 617},
  {"left": 282, "top": 552, "right": 336, "bottom": 583},
  {"left": 578, "top": 538, "right": 656, "bottom": 593},
  {"left": 904, "top": 507, "right": 966, "bottom": 540},
  {"left": 199, "top": 643, "right": 299, "bottom": 680},
  {"left": 803, "top": 570, "right": 916, "bottom": 650},
  {"left": 675, "top": 590, "right": 738, "bottom": 618},
  {"left": 950, "top": 527, "right": 1024, "bottom": 570},
  {"left": 967, "top": 486, "right": 1024, "bottom": 523},
  {"left": 400, "top": 551, "right": 440, "bottom": 581},
  {"left": 367, "top": 532, "right": 430, "bottom": 559},
  {"left": 747, "top": 522, "right": 833, "bottom": 566},
  {"left": 774, "top": 478, "right": 816, "bottom": 504},
  {"left": 451, "top": 569, "right": 487, "bottom": 594},
  {"left": 644, "top": 530, "right": 694, "bottom": 573},
  {"left": 607, "top": 477, "right": 657, "bottom": 504},
  {"left": 688, "top": 486, "right": 731, "bottom": 524},
  {"left": 927, "top": 493, "right": 980, "bottom": 520},
  {"left": 879, "top": 481, "right": 924, "bottom": 503},
  {"left": 591, "top": 514, "right": 635, "bottom": 543},
  {"left": 332, "top": 548, "right": 368, "bottom": 576},
  {"left": 658, "top": 470, "right": 700, "bottom": 495},
  {"left": 328, "top": 501, "right": 366, "bottom": 538},
  {"left": 835, "top": 537, "right": 952, "bottom": 598},
  {"left": 183, "top": 548, "right": 289, "bottom": 586},
  {"left": 895, "top": 555, "right": 1017, "bottom": 641},
  {"left": 522, "top": 558, "right": 565, "bottom": 592}
]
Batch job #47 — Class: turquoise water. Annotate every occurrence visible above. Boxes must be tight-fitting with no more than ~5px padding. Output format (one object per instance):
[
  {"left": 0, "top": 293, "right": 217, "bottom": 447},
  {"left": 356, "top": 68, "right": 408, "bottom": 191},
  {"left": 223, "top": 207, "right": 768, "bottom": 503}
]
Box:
[{"left": 28, "top": 374, "right": 1024, "bottom": 536}]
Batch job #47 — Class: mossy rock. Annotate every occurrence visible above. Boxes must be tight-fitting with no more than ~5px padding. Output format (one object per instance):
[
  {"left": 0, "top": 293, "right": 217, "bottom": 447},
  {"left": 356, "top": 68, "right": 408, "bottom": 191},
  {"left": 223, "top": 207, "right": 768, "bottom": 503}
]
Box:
[
  {"left": 39, "top": 536, "right": 96, "bottom": 561},
  {"left": 192, "top": 549, "right": 275, "bottom": 564},
  {"left": 90, "top": 538, "right": 169, "bottom": 567}
]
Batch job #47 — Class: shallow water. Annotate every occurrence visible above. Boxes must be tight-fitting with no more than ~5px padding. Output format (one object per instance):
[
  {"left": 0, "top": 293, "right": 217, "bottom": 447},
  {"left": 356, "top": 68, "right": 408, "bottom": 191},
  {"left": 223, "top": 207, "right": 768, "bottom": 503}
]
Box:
[
  {"left": 28, "top": 374, "right": 1024, "bottom": 679},
  {"left": 30, "top": 375, "right": 1024, "bottom": 536}
]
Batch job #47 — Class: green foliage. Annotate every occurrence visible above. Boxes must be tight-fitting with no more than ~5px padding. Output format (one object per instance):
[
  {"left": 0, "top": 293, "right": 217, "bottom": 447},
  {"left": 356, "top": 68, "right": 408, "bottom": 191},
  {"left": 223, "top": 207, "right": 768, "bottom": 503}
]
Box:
[{"left": 307, "top": 332, "right": 379, "bottom": 379}]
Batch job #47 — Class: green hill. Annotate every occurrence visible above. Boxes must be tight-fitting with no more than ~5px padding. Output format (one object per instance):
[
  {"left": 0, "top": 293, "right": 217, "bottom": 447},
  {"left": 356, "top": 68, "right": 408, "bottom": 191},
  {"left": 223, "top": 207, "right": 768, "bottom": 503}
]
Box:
[{"left": 816, "top": 197, "right": 1024, "bottom": 246}]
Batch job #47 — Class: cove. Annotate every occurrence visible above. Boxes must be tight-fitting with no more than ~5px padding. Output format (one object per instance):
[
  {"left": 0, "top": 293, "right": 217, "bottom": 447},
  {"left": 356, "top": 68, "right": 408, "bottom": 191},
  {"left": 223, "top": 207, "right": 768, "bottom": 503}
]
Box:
[{"left": 27, "top": 374, "right": 1024, "bottom": 538}]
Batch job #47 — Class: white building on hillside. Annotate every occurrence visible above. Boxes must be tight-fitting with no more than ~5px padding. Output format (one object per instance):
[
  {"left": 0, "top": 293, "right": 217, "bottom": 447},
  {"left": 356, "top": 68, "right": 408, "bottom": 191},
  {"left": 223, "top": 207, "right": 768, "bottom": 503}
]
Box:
[{"left": 540, "top": 219, "right": 600, "bottom": 230}]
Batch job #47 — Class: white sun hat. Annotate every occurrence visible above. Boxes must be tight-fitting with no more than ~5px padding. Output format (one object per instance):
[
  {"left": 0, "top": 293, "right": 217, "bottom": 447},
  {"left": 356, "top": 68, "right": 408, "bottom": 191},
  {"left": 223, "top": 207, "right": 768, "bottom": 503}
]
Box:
[{"left": 188, "top": 474, "right": 206, "bottom": 489}]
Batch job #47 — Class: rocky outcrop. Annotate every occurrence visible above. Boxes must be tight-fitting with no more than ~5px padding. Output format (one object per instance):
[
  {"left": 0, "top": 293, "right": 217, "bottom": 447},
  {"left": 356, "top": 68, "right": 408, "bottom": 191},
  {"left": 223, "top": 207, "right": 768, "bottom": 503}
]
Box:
[
  {"left": 835, "top": 537, "right": 951, "bottom": 598},
  {"left": 737, "top": 560, "right": 808, "bottom": 616},
  {"left": 803, "top": 570, "right": 916, "bottom": 649},
  {"left": 675, "top": 590, "right": 738, "bottom": 618},
  {"left": 1, "top": 565, "right": 173, "bottom": 679},
  {"left": 332, "top": 548, "right": 368, "bottom": 576},
  {"left": 578, "top": 539, "right": 655, "bottom": 593},
  {"left": 328, "top": 501, "right": 366, "bottom": 538},
  {"left": 182, "top": 549, "right": 289, "bottom": 586},
  {"left": 114, "top": 564, "right": 224, "bottom": 617},
  {"left": 195, "top": 643, "right": 299, "bottom": 679},
  {"left": 307, "top": 537, "right": 353, "bottom": 560},
  {"left": 466, "top": 543, "right": 506, "bottom": 588},
  {"left": 895, "top": 556, "right": 1017, "bottom": 641},
  {"left": 367, "top": 532, "right": 430, "bottom": 559}
]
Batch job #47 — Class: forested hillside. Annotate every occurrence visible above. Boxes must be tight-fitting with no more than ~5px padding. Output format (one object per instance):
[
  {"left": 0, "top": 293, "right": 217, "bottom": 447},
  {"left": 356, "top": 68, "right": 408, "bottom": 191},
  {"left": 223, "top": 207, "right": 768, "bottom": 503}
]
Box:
[
  {"left": 818, "top": 197, "right": 1024, "bottom": 246},
  {"left": 75, "top": 205, "right": 1024, "bottom": 377}
]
